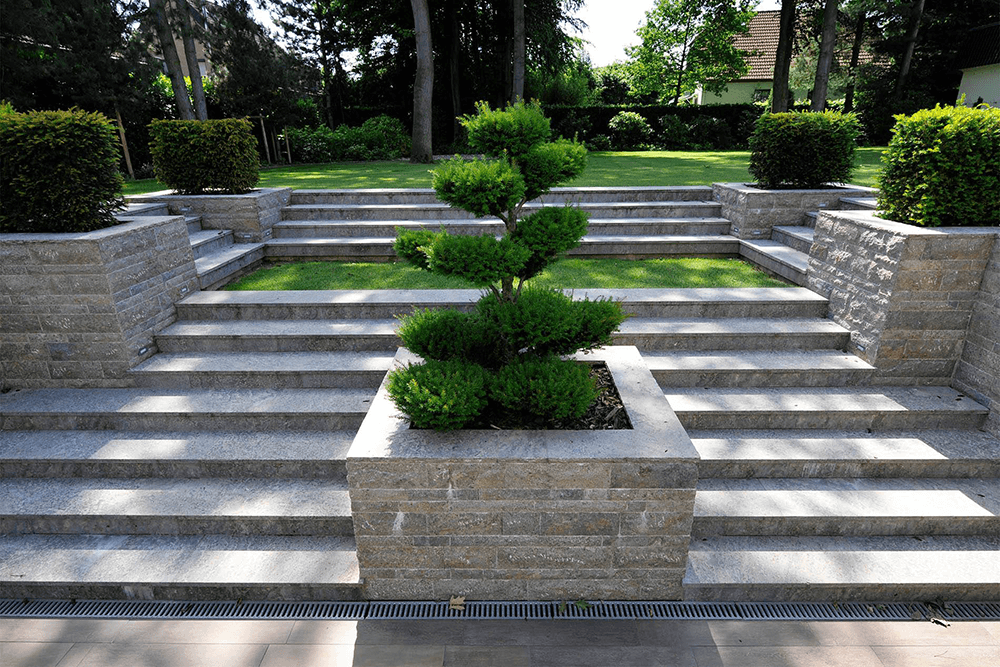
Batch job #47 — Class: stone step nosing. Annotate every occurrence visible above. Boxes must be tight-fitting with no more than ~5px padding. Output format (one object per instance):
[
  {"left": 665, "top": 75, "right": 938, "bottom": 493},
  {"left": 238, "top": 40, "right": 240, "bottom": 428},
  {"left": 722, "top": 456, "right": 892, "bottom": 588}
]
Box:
[{"left": 691, "top": 515, "right": 999, "bottom": 537}]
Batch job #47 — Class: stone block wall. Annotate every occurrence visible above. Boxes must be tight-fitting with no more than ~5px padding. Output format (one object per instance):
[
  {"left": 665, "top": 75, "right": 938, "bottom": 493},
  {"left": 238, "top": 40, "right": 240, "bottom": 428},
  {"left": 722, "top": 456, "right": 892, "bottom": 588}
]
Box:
[
  {"left": 954, "top": 239, "right": 1000, "bottom": 435},
  {"left": 713, "top": 182, "right": 876, "bottom": 240},
  {"left": 347, "top": 347, "right": 699, "bottom": 601},
  {"left": 808, "top": 210, "right": 997, "bottom": 386},
  {"left": 134, "top": 187, "right": 292, "bottom": 242},
  {"left": 1, "top": 216, "right": 199, "bottom": 390}
]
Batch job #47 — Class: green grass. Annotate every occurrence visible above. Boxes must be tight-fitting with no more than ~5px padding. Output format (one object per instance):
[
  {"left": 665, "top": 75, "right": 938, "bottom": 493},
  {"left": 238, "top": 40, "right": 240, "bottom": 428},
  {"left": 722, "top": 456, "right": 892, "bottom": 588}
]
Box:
[
  {"left": 123, "top": 147, "right": 886, "bottom": 195},
  {"left": 226, "top": 257, "right": 789, "bottom": 291}
]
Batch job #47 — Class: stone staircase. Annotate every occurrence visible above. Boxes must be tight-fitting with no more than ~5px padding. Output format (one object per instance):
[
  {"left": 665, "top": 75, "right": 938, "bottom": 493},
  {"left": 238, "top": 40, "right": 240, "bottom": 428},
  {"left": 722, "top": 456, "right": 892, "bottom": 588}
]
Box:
[{"left": 739, "top": 195, "right": 879, "bottom": 286}]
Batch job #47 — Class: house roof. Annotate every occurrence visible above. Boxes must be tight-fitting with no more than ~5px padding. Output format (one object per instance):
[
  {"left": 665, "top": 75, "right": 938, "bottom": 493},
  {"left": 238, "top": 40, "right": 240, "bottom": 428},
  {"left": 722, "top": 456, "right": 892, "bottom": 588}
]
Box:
[
  {"left": 734, "top": 10, "right": 782, "bottom": 81},
  {"left": 958, "top": 23, "right": 1000, "bottom": 70}
]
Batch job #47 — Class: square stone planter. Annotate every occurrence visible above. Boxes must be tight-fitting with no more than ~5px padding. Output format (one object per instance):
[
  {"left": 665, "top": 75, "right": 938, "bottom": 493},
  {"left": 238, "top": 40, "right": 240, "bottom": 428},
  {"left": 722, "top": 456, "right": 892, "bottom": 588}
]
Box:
[
  {"left": 713, "top": 182, "right": 876, "bottom": 240},
  {"left": 1, "top": 216, "right": 199, "bottom": 390},
  {"left": 346, "top": 346, "right": 699, "bottom": 601},
  {"left": 130, "top": 187, "right": 292, "bottom": 243}
]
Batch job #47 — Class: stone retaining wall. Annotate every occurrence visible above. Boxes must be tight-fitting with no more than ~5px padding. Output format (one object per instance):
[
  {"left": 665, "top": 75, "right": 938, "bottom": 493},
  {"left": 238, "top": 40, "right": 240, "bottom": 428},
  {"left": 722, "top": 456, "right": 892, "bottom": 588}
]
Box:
[
  {"left": 133, "top": 187, "right": 292, "bottom": 243},
  {"left": 347, "top": 346, "right": 699, "bottom": 600},
  {"left": 713, "top": 182, "right": 875, "bottom": 240},
  {"left": 1, "top": 216, "right": 199, "bottom": 390},
  {"left": 807, "top": 210, "right": 998, "bottom": 387},
  {"left": 954, "top": 239, "right": 1000, "bottom": 435}
]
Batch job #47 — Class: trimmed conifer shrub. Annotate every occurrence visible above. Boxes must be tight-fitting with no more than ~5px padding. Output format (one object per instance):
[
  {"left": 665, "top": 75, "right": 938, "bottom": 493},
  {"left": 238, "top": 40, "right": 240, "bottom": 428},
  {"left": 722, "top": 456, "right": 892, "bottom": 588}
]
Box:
[
  {"left": 749, "top": 111, "right": 860, "bottom": 188},
  {"left": 150, "top": 118, "right": 259, "bottom": 194}
]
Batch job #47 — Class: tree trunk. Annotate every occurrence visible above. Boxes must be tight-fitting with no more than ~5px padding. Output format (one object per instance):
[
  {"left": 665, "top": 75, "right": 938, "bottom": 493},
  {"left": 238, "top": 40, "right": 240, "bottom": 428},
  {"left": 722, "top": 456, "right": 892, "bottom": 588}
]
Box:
[
  {"left": 811, "top": 0, "right": 839, "bottom": 112},
  {"left": 499, "top": 0, "right": 512, "bottom": 105},
  {"left": 771, "top": 0, "right": 796, "bottom": 113},
  {"left": 449, "top": 3, "right": 462, "bottom": 143},
  {"left": 511, "top": 0, "right": 525, "bottom": 103},
  {"left": 410, "top": 0, "right": 434, "bottom": 163},
  {"left": 149, "top": 0, "right": 195, "bottom": 120},
  {"left": 843, "top": 10, "right": 867, "bottom": 114},
  {"left": 671, "top": 13, "right": 696, "bottom": 105},
  {"left": 176, "top": 0, "right": 208, "bottom": 120},
  {"left": 894, "top": 0, "right": 925, "bottom": 101}
]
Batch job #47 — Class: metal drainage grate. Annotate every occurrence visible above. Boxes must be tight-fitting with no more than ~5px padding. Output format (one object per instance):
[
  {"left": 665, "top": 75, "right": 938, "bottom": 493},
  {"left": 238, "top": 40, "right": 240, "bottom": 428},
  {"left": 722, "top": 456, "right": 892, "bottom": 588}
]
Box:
[{"left": 2, "top": 599, "right": 1000, "bottom": 621}]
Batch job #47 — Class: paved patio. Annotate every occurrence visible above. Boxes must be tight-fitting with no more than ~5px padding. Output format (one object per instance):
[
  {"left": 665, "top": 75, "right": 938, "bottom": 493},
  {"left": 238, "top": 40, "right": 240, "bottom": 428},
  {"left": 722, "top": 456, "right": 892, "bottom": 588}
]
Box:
[{"left": 2, "top": 616, "right": 999, "bottom": 666}]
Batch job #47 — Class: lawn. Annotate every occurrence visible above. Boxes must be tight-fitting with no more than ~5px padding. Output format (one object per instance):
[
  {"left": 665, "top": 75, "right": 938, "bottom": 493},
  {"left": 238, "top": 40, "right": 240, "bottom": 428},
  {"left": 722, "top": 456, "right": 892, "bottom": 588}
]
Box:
[
  {"left": 226, "top": 257, "right": 789, "bottom": 291},
  {"left": 123, "top": 147, "right": 885, "bottom": 195}
]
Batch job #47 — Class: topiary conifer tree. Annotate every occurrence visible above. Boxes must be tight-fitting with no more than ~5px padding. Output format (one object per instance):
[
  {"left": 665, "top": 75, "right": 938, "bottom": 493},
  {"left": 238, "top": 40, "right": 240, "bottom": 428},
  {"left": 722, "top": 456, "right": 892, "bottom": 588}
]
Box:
[{"left": 387, "top": 101, "right": 627, "bottom": 430}]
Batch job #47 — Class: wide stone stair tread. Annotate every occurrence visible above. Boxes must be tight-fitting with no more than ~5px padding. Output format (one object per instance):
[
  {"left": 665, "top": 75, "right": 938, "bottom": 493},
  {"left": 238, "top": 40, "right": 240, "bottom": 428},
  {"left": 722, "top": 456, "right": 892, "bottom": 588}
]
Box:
[
  {"left": 683, "top": 535, "right": 1000, "bottom": 601},
  {"left": 0, "top": 388, "right": 373, "bottom": 431},
  {"left": 617, "top": 318, "right": 849, "bottom": 350},
  {"left": 840, "top": 196, "right": 878, "bottom": 209},
  {"left": 0, "top": 430, "right": 354, "bottom": 478},
  {"left": 188, "top": 229, "right": 229, "bottom": 246},
  {"left": 664, "top": 386, "right": 988, "bottom": 430},
  {"left": 289, "top": 185, "right": 715, "bottom": 205},
  {"left": 642, "top": 350, "right": 872, "bottom": 383},
  {"left": 131, "top": 351, "right": 394, "bottom": 388},
  {"left": 194, "top": 242, "right": 265, "bottom": 274},
  {"left": 740, "top": 239, "right": 810, "bottom": 272},
  {"left": 772, "top": 225, "right": 815, "bottom": 244},
  {"left": 0, "top": 477, "right": 352, "bottom": 535},
  {"left": 156, "top": 319, "right": 400, "bottom": 352},
  {"left": 692, "top": 478, "right": 1000, "bottom": 536},
  {"left": 0, "top": 534, "right": 361, "bottom": 600},
  {"left": 691, "top": 428, "right": 1000, "bottom": 478}
]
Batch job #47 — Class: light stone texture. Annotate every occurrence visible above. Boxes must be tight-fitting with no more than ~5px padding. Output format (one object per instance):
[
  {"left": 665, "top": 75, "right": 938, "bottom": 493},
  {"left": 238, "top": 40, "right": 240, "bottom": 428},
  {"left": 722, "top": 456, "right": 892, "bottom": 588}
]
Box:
[
  {"left": 954, "top": 236, "right": 1000, "bottom": 436},
  {"left": 807, "top": 210, "right": 999, "bottom": 386},
  {"left": 1, "top": 217, "right": 199, "bottom": 390},
  {"left": 713, "top": 182, "right": 876, "bottom": 240},
  {"left": 131, "top": 188, "right": 292, "bottom": 243},
  {"left": 347, "top": 346, "right": 699, "bottom": 600}
]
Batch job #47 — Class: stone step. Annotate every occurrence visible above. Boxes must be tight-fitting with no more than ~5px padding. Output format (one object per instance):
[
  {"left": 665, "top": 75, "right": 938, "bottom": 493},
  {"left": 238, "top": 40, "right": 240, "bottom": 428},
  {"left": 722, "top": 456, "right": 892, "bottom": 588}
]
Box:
[
  {"left": 693, "top": 478, "right": 1000, "bottom": 537},
  {"left": 271, "top": 216, "right": 732, "bottom": 239},
  {"left": 123, "top": 202, "right": 169, "bottom": 217},
  {"left": 288, "top": 185, "right": 715, "bottom": 206},
  {"left": 840, "top": 196, "right": 878, "bottom": 210},
  {"left": 0, "top": 388, "right": 372, "bottom": 432},
  {"left": 663, "top": 387, "right": 988, "bottom": 430},
  {"left": 739, "top": 239, "right": 809, "bottom": 286},
  {"left": 617, "top": 318, "right": 850, "bottom": 351},
  {"left": 131, "top": 351, "right": 393, "bottom": 389},
  {"left": 771, "top": 225, "right": 815, "bottom": 254},
  {"left": 0, "top": 430, "right": 353, "bottom": 479},
  {"left": 263, "top": 234, "right": 740, "bottom": 261},
  {"left": 0, "top": 477, "right": 354, "bottom": 536},
  {"left": 156, "top": 319, "right": 401, "bottom": 352},
  {"left": 281, "top": 200, "right": 723, "bottom": 221},
  {"left": 643, "top": 350, "right": 873, "bottom": 386},
  {"left": 195, "top": 242, "right": 265, "bottom": 291},
  {"left": 691, "top": 429, "right": 1000, "bottom": 479},
  {"left": 802, "top": 211, "right": 818, "bottom": 228},
  {"left": 174, "top": 287, "right": 828, "bottom": 321},
  {"left": 189, "top": 229, "right": 233, "bottom": 260},
  {"left": 0, "top": 534, "right": 362, "bottom": 601},
  {"left": 683, "top": 535, "right": 1000, "bottom": 601},
  {"left": 185, "top": 214, "right": 204, "bottom": 235}
]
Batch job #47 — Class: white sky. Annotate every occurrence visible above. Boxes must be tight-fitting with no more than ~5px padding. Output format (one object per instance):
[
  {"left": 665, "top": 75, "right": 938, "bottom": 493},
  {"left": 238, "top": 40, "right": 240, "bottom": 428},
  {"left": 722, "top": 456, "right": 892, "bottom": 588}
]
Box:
[{"left": 577, "top": 1, "right": 782, "bottom": 67}]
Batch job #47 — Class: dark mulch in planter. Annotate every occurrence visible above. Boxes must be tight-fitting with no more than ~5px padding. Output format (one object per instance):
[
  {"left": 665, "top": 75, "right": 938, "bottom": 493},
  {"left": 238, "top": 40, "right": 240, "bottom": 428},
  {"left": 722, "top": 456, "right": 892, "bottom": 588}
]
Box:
[{"left": 470, "top": 363, "right": 633, "bottom": 431}]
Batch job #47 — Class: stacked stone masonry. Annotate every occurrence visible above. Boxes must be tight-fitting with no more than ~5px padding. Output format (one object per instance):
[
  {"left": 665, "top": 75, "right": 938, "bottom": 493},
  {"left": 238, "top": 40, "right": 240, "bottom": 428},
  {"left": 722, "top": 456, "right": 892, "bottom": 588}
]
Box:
[
  {"left": 0, "top": 217, "right": 199, "bottom": 390},
  {"left": 134, "top": 188, "right": 292, "bottom": 243},
  {"left": 954, "top": 238, "right": 1000, "bottom": 435},
  {"left": 808, "top": 210, "right": 998, "bottom": 387}
]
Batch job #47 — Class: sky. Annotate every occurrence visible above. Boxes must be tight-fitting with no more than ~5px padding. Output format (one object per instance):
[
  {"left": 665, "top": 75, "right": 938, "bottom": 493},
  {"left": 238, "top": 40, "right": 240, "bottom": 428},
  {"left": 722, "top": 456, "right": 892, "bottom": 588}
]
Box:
[{"left": 577, "top": 1, "right": 782, "bottom": 67}]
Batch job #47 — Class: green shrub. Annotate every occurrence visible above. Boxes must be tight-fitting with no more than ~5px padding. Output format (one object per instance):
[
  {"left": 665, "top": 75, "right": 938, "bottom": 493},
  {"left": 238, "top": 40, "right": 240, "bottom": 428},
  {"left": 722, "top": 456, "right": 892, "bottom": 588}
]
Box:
[
  {"left": 393, "top": 228, "right": 443, "bottom": 269},
  {"left": 491, "top": 357, "right": 597, "bottom": 422},
  {"left": 397, "top": 309, "right": 485, "bottom": 362},
  {"left": 657, "top": 115, "right": 691, "bottom": 150},
  {"left": 0, "top": 108, "right": 124, "bottom": 233},
  {"left": 150, "top": 118, "right": 259, "bottom": 194},
  {"left": 878, "top": 104, "right": 1000, "bottom": 228},
  {"left": 510, "top": 206, "right": 589, "bottom": 279},
  {"left": 358, "top": 115, "right": 411, "bottom": 159},
  {"left": 748, "top": 111, "right": 860, "bottom": 188},
  {"left": 687, "top": 116, "right": 733, "bottom": 150},
  {"left": 586, "top": 134, "right": 612, "bottom": 151},
  {"left": 286, "top": 116, "right": 410, "bottom": 163},
  {"left": 426, "top": 234, "right": 531, "bottom": 287},
  {"left": 463, "top": 100, "right": 551, "bottom": 157},
  {"left": 608, "top": 111, "right": 652, "bottom": 150},
  {"left": 432, "top": 158, "right": 525, "bottom": 218},
  {"left": 520, "top": 139, "right": 588, "bottom": 201},
  {"left": 386, "top": 359, "right": 489, "bottom": 431}
]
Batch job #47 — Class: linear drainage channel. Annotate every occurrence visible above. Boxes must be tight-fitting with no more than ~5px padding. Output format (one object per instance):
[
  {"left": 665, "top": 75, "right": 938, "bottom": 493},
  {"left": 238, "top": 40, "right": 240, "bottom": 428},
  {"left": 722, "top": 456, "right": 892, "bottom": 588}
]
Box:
[{"left": 2, "top": 599, "right": 1000, "bottom": 622}]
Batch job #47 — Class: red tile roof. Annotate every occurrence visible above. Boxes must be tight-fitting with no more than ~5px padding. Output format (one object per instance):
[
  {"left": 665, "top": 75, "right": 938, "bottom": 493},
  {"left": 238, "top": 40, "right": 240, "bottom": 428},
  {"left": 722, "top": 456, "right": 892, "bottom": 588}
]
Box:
[{"left": 735, "top": 10, "right": 782, "bottom": 81}]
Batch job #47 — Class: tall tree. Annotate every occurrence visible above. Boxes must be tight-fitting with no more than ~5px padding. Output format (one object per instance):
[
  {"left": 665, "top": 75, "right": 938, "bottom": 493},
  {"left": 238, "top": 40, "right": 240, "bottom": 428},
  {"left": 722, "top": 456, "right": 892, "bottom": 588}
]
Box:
[
  {"left": 894, "top": 0, "right": 925, "bottom": 101},
  {"left": 624, "top": 0, "right": 755, "bottom": 104},
  {"left": 771, "top": 0, "right": 797, "bottom": 112},
  {"left": 410, "top": 0, "right": 433, "bottom": 162},
  {"left": 149, "top": 0, "right": 196, "bottom": 119},
  {"left": 811, "top": 0, "right": 839, "bottom": 110},
  {"left": 511, "top": 0, "right": 526, "bottom": 102},
  {"left": 175, "top": 0, "right": 208, "bottom": 120}
]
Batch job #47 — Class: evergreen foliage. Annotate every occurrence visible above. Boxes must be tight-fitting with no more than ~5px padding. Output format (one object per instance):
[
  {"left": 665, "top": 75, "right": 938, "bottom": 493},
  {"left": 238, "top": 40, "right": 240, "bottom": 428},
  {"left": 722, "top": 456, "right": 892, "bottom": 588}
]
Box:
[
  {"left": 748, "top": 111, "right": 860, "bottom": 188},
  {"left": 150, "top": 118, "right": 260, "bottom": 194},
  {"left": 387, "top": 102, "right": 627, "bottom": 430}
]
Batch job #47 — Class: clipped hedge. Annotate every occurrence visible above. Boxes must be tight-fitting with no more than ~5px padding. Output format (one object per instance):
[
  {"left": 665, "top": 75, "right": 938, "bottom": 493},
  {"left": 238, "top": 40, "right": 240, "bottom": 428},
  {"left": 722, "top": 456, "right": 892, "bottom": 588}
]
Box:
[
  {"left": 748, "top": 111, "right": 860, "bottom": 189},
  {"left": 285, "top": 115, "right": 410, "bottom": 163},
  {"left": 0, "top": 108, "right": 124, "bottom": 233},
  {"left": 150, "top": 118, "right": 259, "bottom": 194},
  {"left": 878, "top": 104, "right": 1000, "bottom": 228}
]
